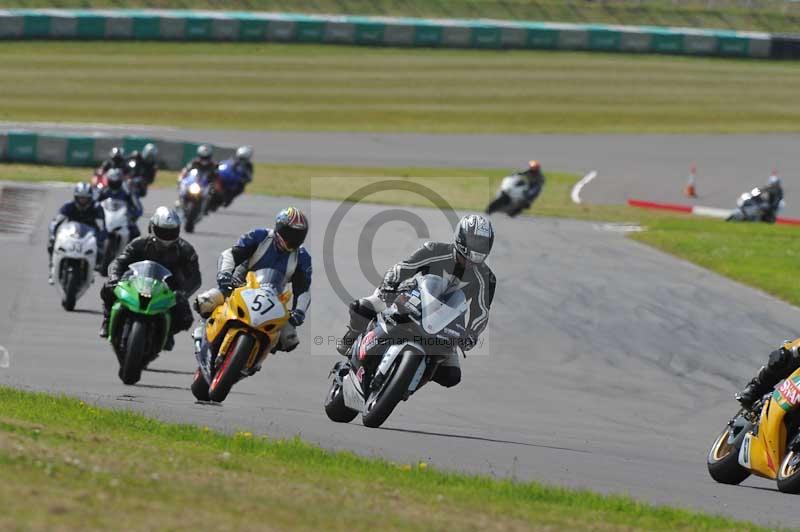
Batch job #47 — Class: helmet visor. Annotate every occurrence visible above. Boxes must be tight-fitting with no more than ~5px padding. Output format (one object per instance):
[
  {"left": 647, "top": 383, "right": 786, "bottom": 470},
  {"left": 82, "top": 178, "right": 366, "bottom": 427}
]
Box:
[
  {"left": 75, "top": 196, "right": 92, "bottom": 209},
  {"left": 276, "top": 226, "right": 307, "bottom": 251},
  {"left": 153, "top": 224, "right": 179, "bottom": 243}
]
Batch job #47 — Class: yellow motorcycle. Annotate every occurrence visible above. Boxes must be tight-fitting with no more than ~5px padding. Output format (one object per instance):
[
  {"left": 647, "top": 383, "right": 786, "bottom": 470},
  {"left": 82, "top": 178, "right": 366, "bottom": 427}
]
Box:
[
  {"left": 707, "top": 340, "right": 800, "bottom": 492},
  {"left": 191, "top": 268, "right": 291, "bottom": 403}
]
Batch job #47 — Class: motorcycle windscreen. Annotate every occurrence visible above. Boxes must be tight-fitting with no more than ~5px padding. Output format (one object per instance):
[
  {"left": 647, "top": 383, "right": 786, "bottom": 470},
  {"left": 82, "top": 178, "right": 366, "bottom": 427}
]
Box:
[
  {"left": 125, "top": 260, "right": 173, "bottom": 283},
  {"left": 101, "top": 198, "right": 127, "bottom": 212},
  {"left": 417, "top": 275, "right": 467, "bottom": 334},
  {"left": 59, "top": 221, "right": 93, "bottom": 239},
  {"left": 252, "top": 267, "right": 286, "bottom": 293}
]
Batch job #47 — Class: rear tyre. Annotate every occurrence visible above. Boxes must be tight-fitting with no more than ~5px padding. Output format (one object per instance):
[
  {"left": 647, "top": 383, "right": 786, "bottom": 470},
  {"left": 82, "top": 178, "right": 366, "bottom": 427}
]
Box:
[
  {"left": 362, "top": 350, "right": 421, "bottom": 428},
  {"left": 777, "top": 451, "right": 800, "bottom": 493},
  {"left": 324, "top": 379, "right": 358, "bottom": 423},
  {"left": 61, "top": 269, "right": 79, "bottom": 311},
  {"left": 100, "top": 238, "right": 116, "bottom": 277},
  {"left": 191, "top": 368, "right": 211, "bottom": 401},
  {"left": 208, "top": 334, "right": 254, "bottom": 403},
  {"left": 184, "top": 203, "right": 198, "bottom": 233},
  {"left": 120, "top": 320, "right": 147, "bottom": 385},
  {"left": 707, "top": 424, "right": 750, "bottom": 485}
]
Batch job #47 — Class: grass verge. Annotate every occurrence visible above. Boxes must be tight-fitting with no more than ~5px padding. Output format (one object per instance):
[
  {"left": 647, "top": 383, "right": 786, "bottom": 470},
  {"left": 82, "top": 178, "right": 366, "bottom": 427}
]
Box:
[
  {"left": 0, "top": 385, "right": 766, "bottom": 531},
  {"left": 2, "top": 42, "right": 800, "bottom": 134},
  {"left": 1, "top": 0, "right": 799, "bottom": 33}
]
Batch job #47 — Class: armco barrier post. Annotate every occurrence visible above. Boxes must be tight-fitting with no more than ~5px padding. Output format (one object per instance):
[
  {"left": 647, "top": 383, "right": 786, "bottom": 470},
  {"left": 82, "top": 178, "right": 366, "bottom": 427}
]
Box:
[{"left": 7, "top": 132, "right": 38, "bottom": 162}]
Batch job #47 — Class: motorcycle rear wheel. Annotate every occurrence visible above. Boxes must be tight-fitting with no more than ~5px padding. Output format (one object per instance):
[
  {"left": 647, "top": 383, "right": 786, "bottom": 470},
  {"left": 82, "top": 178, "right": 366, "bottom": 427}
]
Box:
[
  {"left": 191, "top": 368, "right": 211, "bottom": 402},
  {"left": 208, "top": 334, "right": 254, "bottom": 403},
  {"left": 362, "top": 350, "right": 421, "bottom": 428},
  {"left": 120, "top": 320, "right": 147, "bottom": 385},
  {"left": 324, "top": 378, "right": 358, "bottom": 423},
  {"left": 707, "top": 424, "right": 750, "bottom": 485},
  {"left": 777, "top": 451, "right": 800, "bottom": 493}
]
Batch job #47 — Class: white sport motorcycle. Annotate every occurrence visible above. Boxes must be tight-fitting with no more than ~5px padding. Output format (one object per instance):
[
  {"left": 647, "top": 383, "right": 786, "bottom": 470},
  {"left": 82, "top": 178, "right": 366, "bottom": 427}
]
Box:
[
  {"left": 485, "top": 175, "right": 531, "bottom": 217},
  {"left": 99, "top": 198, "right": 131, "bottom": 276},
  {"left": 324, "top": 274, "right": 469, "bottom": 428},
  {"left": 51, "top": 222, "right": 98, "bottom": 311}
]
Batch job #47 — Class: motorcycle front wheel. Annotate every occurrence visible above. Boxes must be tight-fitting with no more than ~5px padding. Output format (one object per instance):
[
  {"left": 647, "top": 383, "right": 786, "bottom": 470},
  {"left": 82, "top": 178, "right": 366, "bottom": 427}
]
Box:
[
  {"left": 485, "top": 193, "right": 510, "bottom": 215},
  {"left": 62, "top": 268, "right": 79, "bottom": 311},
  {"left": 362, "top": 350, "right": 421, "bottom": 428},
  {"left": 120, "top": 320, "right": 147, "bottom": 385},
  {"left": 208, "top": 334, "right": 254, "bottom": 403}
]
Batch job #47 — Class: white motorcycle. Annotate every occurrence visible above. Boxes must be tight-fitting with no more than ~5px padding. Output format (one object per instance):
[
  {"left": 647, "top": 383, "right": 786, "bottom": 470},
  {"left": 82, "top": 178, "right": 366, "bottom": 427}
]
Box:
[
  {"left": 485, "top": 175, "right": 531, "bottom": 217},
  {"left": 325, "top": 274, "right": 469, "bottom": 428},
  {"left": 727, "top": 187, "right": 784, "bottom": 223},
  {"left": 99, "top": 198, "right": 132, "bottom": 276},
  {"left": 51, "top": 222, "right": 98, "bottom": 311}
]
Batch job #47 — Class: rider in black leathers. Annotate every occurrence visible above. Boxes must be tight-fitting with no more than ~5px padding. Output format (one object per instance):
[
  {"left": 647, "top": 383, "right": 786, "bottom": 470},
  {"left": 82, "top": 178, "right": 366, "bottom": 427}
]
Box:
[
  {"left": 337, "top": 214, "right": 496, "bottom": 388},
  {"left": 97, "top": 147, "right": 128, "bottom": 175},
  {"left": 99, "top": 207, "right": 201, "bottom": 350},
  {"left": 737, "top": 341, "right": 800, "bottom": 409},
  {"left": 511, "top": 160, "right": 546, "bottom": 217},
  {"left": 760, "top": 176, "right": 784, "bottom": 223}
]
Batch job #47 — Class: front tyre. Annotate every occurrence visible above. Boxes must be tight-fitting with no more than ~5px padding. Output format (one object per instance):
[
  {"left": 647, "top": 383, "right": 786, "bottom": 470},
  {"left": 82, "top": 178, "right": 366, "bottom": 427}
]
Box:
[
  {"left": 208, "top": 334, "right": 254, "bottom": 403},
  {"left": 777, "top": 450, "right": 800, "bottom": 493},
  {"left": 324, "top": 379, "right": 358, "bottom": 423},
  {"left": 362, "top": 350, "right": 421, "bottom": 428},
  {"left": 120, "top": 320, "right": 147, "bottom": 385},
  {"left": 707, "top": 423, "right": 750, "bottom": 485},
  {"left": 61, "top": 268, "right": 79, "bottom": 311}
]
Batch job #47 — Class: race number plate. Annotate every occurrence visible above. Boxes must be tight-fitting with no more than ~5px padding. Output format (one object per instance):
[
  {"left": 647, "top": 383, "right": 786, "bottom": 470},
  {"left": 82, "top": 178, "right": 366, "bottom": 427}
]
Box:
[{"left": 239, "top": 288, "right": 284, "bottom": 327}]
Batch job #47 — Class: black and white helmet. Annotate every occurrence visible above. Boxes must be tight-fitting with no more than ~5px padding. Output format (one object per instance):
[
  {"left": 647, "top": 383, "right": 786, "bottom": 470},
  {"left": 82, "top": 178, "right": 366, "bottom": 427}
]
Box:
[
  {"left": 454, "top": 214, "right": 494, "bottom": 266},
  {"left": 197, "top": 144, "right": 213, "bottom": 160},
  {"left": 142, "top": 143, "right": 158, "bottom": 163},
  {"left": 148, "top": 206, "right": 181, "bottom": 248},
  {"left": 106, "top": 168, "right": 124, "bottom": 190},
  {"left": 235, "top": 145, "right": 253, "bottom": 162},
  {"left": 109, "top": 147, "right": 125, "bottom": 162},
  {"left": 73, "top": 182, "right": 93, "bottom": 211}
]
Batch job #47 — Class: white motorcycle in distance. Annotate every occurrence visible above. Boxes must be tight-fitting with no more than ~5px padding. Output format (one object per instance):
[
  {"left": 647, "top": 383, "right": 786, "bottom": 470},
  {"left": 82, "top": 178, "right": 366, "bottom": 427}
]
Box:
[
  {"left": 51, "top": 222, "right": 98, "bottom": 311},
  {"left": 727, "top": 187, "right": 784, "bottom": 223},
  {"left": 485, "top": 175, "right": 530, "bottom": 217},
  {"left": 99, "top": 198, "right": 131, "bottom": 276}
]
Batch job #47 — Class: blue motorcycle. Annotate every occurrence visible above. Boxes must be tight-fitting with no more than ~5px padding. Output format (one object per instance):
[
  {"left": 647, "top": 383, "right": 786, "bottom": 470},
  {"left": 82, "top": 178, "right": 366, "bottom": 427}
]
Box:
[
  {"left": 206, "top": 160, "right": 248, "bottom": 213},
  {"left": 177, "top": 168, "right": 211, "bottom": 233}
]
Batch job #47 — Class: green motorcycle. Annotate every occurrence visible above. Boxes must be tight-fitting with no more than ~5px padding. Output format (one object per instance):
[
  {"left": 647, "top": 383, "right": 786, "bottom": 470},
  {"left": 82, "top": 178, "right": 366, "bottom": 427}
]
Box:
[{"left": 108, "top": 260, "right": 176, "bottom": 385}]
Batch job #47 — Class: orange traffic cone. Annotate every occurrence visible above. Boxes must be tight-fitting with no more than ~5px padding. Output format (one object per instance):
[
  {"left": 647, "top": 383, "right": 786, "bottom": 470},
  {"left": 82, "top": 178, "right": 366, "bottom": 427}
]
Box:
[{"left": 684, "top": 164, "right": 697, "bottom": 198}]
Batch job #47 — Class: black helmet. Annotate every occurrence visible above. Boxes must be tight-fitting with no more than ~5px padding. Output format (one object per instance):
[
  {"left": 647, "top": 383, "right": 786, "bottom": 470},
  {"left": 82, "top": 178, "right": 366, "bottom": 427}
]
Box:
[
  {"left": 109, "top": 146, "right": 125, "bottom": 163},
  {"left": 73, "top": 182, "right": 93, "bottom": 212},
  {"left": 148, "top": 206, "right": 181, "bottom": 248},
  {"left": 454, "top": 214, "right": 494, "bottom": 266},
  {"left": 274, "top": 207, "right": 308, "bottom": 252},
  {"left": 106, "top": 168, "right": 124, "bottom": 190}
]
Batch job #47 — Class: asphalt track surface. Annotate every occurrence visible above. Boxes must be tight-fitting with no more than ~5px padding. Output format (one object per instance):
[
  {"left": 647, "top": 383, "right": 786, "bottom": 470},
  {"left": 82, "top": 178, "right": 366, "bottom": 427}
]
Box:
[
  {"left": 5, "top": 121, "right": 800, "bottom": 216},
  {"left": 2, "top": 185, "right": 800, "bottom": 526}
]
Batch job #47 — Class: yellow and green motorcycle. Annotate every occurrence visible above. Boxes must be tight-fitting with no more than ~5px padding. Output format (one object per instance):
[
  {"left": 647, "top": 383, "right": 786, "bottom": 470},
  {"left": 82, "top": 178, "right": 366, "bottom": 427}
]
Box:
[{"left": 708, "top": 340, "right": 800, "bottom": 493}]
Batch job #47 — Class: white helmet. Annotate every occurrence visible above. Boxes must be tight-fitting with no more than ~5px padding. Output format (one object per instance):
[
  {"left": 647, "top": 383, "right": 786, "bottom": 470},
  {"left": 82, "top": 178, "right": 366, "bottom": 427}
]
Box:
[
  {"left": 768, "top": 175, "right": 781, "bottom": 187},
  {"left": 142, "top": 143, "right": 158, "bottom": 163},
  {"left": 236, "top": 145, "right": 253, "bottom": 162},
  {"left": 197, "top": 145, "right": 213, "bottom": 160}
]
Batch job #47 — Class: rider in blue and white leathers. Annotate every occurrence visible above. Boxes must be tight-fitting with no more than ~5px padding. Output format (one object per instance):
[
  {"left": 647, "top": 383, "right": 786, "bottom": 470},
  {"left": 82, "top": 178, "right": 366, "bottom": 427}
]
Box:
[{"left": 194, "top": 207, "right": 312, "bottom": 352}]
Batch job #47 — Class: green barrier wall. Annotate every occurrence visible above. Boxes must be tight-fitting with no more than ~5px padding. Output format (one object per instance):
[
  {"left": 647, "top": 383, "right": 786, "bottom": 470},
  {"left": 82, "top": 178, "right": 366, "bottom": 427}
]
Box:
[
  {"left": 0, "top": 9, "right": 777, "bottom": 59},
  {"left": 0, "top": 131, "right": 235, "bottom": 170}
]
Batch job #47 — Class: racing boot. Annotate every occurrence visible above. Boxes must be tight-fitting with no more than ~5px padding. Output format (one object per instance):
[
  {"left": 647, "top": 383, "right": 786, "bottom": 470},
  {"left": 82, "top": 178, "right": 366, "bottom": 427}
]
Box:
[
  {"left": 735, "top": 375, "right": 770, "bottom": 410},
  {"left": 163, "top": 334, "right": 175, "bottom": 352},
  {"left": 99, "top": 315, "right": 109, "bottom": 338},
  {"left": 336, "top": 327, "right": 359, "bottom": 356}
]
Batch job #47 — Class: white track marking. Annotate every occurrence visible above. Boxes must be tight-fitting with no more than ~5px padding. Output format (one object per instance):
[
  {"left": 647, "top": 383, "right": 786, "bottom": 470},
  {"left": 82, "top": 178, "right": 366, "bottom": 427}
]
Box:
[
  {"left": 692, "top": 206, "right": 733, "bottom": 219},
  {"left": 571, "top": 170, "right": 597, "bottom": 204}
]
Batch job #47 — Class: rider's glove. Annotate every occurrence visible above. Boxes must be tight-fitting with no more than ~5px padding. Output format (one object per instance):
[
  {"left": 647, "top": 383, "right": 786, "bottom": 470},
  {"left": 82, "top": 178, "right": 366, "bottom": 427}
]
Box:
[
  {"left": 289, "top": 309, "right": 306, "bottom": 327},
  {"left": 216, "top": 271, "right": 234, "bottom": 295}
]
